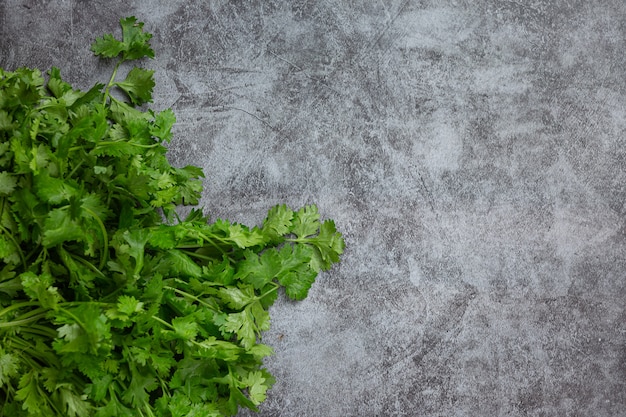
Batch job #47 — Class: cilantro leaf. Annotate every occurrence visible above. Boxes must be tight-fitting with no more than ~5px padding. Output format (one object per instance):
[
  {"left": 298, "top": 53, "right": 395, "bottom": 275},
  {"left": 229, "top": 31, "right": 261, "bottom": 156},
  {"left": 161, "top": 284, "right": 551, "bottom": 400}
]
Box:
[
  {"left": 91, "top": 33, "right": 126, "bottom": 58},
  {"left": 122, "top": 367, "right": 157, "bottom": 408},
  {"left": 171, "top": 316, "right": 199, "bottom": 340},
  {"left": 292, "top": 204, "right": 321, "bottom": 238},
  {"left": 0, "top": 348, "right": 20, "bottom": 387},
  {"left": 219, "top": 311, "right": 257, "bottom": 349},
  {"left": 0, "top": 110, "right": 16, "bottom": 131},
  {"left": 240, "top": 370, "right": 275, "bottom": 406},
  {"left": 91, "top": 16, "right": 154, "bottom": 61},
  {"left": 119, "top": 16, "right": 155, "bottom": 61},
  {"left": 94, "top": 392, "right": 134, "bottom": 417},
  {"left": 303, "top": 219, "right": 345, "bottom": 272},
  {"left": 261, "top": 204, "right": 293, "bottom": 242},
  {"left": 150, "top": 108, "right": 176, "bottom": 142},
  {"left": 235, "top": 249, "right": 281, "bottom": 289},
  {"left": 275, "top": 244, "right": 317, "bottom": 300},
  {"left": 114, "top": 67, "right": 154, "bottom": 105},
  {"left": 0, "top": 172, "right": 17, "bottom": 196}
]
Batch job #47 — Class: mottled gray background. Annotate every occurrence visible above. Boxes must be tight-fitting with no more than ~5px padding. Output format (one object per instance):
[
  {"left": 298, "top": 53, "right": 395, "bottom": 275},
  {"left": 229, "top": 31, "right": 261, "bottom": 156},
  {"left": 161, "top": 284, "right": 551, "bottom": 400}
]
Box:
[{"left": 2, "top": 1, "right": 625, "bottom": 416}]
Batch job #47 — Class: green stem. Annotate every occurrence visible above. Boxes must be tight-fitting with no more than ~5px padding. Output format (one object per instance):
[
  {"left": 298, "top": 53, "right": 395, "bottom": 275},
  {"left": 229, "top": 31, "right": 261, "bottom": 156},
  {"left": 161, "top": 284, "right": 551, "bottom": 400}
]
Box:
[
  {"left": 151, "top": 316, "right": 212, "bottom": 351},
  {"left": 0, "top": 223, "right": 27, "bottom": 270},
  {"left": 0, "top": 301, "right": 41, "bottom": 319},
  {"left": 179, "top": 249, "right": 217, "bottom": 262},
  {"left": 81, "top": 206, "right": 109, "bottom": 270},
  {"left": 19, "top": 324, "right": 58, "bottom": 339},
  {"left": 0, "top": 313, "right": 47, "bottom": 328},
  {"left": 95, "top": 141, "right": 160, "bottom": 149},
  {"left": 57, "top": 307, "right": 88, "bottom": 333},
  {"left": 11, "top": 338, "right": 59, "bottom": 367},
  {"left": 67, "top": 157, "right": 85, "bottom": 177},
  {"left": 256, "top": 282, "right": 279, "bottom": 302},
  {"left": 13, "top": 306, "right": 47, "bottom": 321},
  {"left": 14, "top": 351, "right": 44, "bottom": 372},
  {"left": 103, "top": 60, "right": 123, "bottom": 106},
  {"left": 164, "top": 286, "right": 219, "bottom": 312},
  {"left": 40, "top": 384, "right": 64, "bottom": 416},
  {"left": 69, "top": 253, "right": 108, "bottom": 280},
  {"left": 182, "top": 240, "right": 231, "bottom": 261},
  {"left": 150, "top": 315, "right": 173, "bottom": 330}
]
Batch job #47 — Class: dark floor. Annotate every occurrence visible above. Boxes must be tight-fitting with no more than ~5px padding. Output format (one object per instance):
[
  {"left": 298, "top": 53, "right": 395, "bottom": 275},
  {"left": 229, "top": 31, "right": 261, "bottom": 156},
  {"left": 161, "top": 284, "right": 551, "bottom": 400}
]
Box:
[{"left": 1, "top": 1, "right": 625, "bottom": 416}]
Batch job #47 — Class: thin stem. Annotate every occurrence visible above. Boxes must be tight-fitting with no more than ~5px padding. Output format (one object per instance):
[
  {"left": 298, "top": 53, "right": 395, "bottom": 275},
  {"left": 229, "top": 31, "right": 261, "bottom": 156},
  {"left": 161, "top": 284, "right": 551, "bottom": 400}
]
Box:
[
  {"left": 103, "top": 61, "right": 123, "bottom": 106},
  {"left": 256, "top": 283, "right": 279, "bottom": 302},
  {"left": 57, "top": 308, "right": 86, "bottom": 332},
  {"left": 95, "top": 141, "right": 160, "bottom": 149},
  {"left": 67, "top": 157, "right": 85, "bottom": 177},
  {"left": 19, "top": 324, "right": 58, "bottom": 339},
  {"left": 164, "top": 286, "right": 219, "bottom": 312},
  {"left": 0, "top": 302, "right": 42, "bottom": 319},
  {"left": 0, "top": 223, "right": 26, "bottom": 270},
  {"left": 179, "top": 249, "right": 216, "bottom": 262},
  {"left": 81, "top": 206, "right": 109, "bottom": 270},
  {"left": 69, "top": 253, "right": 108, "bottom": 280},
  {"left": 0, "top": 313, "right": 47, "bottom": 328},
  {"left": 150, "top": 315, "right": 173, "bottom": 330},
  {"left": 12, "top": 307, "right": 47, "bottom": 321}
]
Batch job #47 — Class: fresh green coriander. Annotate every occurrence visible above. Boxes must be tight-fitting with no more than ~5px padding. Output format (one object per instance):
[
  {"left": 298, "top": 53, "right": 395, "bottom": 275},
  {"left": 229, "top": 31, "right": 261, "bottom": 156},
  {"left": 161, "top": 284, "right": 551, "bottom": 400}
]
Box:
[{"left": 0, "top": 16, "right": 344, "bottom": 417}]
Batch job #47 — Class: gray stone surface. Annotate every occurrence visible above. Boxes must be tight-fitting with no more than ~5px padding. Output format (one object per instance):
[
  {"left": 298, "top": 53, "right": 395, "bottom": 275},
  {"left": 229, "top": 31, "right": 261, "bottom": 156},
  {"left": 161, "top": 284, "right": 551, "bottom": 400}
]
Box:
[{"left": 2, "top": 1, "right": 625, "bottom": 415}]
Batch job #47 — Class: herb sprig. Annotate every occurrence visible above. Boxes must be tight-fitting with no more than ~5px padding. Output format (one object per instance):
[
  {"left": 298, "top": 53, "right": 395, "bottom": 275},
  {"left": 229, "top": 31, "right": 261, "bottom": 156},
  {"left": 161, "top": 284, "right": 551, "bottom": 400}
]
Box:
[{"left": 0, "top": 16, "right": 344, "bottom": 417}]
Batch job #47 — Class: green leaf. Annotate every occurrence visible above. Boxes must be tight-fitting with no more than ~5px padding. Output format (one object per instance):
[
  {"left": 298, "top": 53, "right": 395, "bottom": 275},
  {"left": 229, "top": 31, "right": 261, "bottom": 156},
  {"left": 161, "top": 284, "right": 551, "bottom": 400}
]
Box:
[
  {"left": 122, "top": 367, "right": 157, "bottom": 408},
  {"left": 91, "top": 33, "right": 126, "bottom": 58},
  {"left": 275, "top": 244, "right": 317, "bottom": 300},
  {"left": 248, "top": 300, "right": 270, "bottom": 332},
  {"left": 28, "top": 144, "right": 52, "bottom": 175},
  {"left": 203, "top": 257, "right": 235, "bottom": 286},
  {"left": 54, "top": 304, "right": 111, "bottom": 356},
  {"left": 47, "top": 67, "right": 83, "bottom": 106},
  {"left": 216, "top": 286, "right": 255, "bottom": 310},
  {"left": 88, "top": 374, "right": 114, "bottom": 402},
  {"left": 33, "top": 172, "right": 79, "bottom": 204},
  {"left": 91, "top": 16, "right": 154, "bottom": 61},
  {"left": 261, "top": 204, "right": 293, "bottom": 241},
  {"left": 196, "top": 338, "right": 242, "bottom": 362},
  {"left": 0, "top": 348, "right": 20, "bottom": 388},
  {"left": 150, "top": 108, "right": 176, "bottom": 142},
  {"left": 171, "top": 316, "right": 199, "bottom": 340},
  {"left": 227, "top": 223, "right": 265, "bottom": 248},
  {"left": 0, "top": 273, "right": 21, "bottom": 297},
  {"left": 0, "top": 110, "right": 15, "bottom": 130},
  {"left": 303, "top": 219, "right": 345, "bottom": 272},
  {"left": 119, "top": 16, "right": 155, "bottom": 61},
  {"left": 94, "top": 392, "right": 134, "bottom": 417},
  {"left": 0, "top": 172, "right": 17, "bottom": 197},
  {"left": 0, "top": 141, "right": 12, "bottom": 167},
  {"left": 0, "top": 234, "right": 20, "bottom": 266},
  {"left": 235, "top": 249, "right": 280, "bottom": 290},
  {"left": 20, "top": 271, "right": 61, "bottom": 309},
  {"left": 219, "top": 311, "right": 256, "bottom": 349},
  {"left": 163, "top": 249, "right": 203, "bottom": 278},
  {"left": 58, "top": 387, "right": 91, "bottom": 417},
  {"left": 16, "top": 371, "right": 51, "bottom": 416},
  {"left": 292, "top": 204, "right": 320, "bottom": 238},
  {"left": 114, "top": 67, "right": 154, "bottom": 105},
  {"left": 240, "top": 370, "right": 274, "bottom": 406},
  {"left": 42, "top": 207, "right": 84, "bottom": 247},
  {"left": 117, "top": 295, "right": 144, "bottom": 315}
]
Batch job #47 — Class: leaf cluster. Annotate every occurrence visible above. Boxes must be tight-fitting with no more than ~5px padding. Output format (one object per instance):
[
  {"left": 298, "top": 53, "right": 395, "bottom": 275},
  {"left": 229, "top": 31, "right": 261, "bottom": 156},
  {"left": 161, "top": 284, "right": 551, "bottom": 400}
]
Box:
[{"left": 0, "top": 17, "right": 344, "bottom": 417}]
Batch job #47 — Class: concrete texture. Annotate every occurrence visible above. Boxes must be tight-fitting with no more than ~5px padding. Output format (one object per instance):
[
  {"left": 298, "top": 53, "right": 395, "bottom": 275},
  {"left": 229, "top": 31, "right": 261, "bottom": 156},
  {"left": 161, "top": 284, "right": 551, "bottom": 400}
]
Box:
[{"left": 2, "top": 1, "right": 625, "bottom": 415}]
